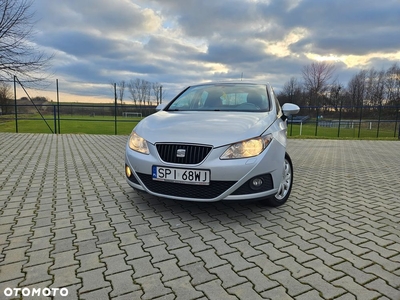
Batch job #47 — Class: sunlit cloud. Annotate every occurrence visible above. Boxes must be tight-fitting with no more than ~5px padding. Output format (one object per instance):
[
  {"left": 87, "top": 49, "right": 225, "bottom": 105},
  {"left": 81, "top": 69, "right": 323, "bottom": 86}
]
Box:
[
  {"left": 306, "top": 51, "right": 400, "bottom": 68},
  {"left": 27, "top": 0, "right": 400, "bottom": 101},
  {"left": 263, "top": 27, "right": 308, "bottom": 57}
]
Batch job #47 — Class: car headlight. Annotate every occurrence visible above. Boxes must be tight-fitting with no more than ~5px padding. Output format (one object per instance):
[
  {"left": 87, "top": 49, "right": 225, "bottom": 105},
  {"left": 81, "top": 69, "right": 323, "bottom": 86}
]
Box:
[
  {"left": 129, "top": 132, "right": 149, "bottom": 154},
  {"left": 220, "top": 134, "right": 272, "bottom": 159}
]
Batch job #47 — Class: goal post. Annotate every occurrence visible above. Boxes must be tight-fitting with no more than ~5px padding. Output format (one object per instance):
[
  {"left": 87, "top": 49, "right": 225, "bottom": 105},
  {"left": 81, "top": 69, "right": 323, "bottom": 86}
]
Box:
[{"left": 122, "top": 112, "right": 142, "bottom": 118}]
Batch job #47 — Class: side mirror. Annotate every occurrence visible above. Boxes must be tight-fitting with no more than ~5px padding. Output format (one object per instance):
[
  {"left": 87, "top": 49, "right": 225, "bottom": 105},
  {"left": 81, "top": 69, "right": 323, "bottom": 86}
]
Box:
[
  {"left": 282, "top": 103, "right": 300, "bottom": 117},
  {"left": 156, "top": 102, "right": 168, "bottom": 111}
]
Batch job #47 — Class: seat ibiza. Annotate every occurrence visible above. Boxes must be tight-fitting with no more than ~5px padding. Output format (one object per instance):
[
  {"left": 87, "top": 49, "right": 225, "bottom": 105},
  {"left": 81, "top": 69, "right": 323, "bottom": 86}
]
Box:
[{"left": 125, "top": 82, "right": 299, "bottom": 206}]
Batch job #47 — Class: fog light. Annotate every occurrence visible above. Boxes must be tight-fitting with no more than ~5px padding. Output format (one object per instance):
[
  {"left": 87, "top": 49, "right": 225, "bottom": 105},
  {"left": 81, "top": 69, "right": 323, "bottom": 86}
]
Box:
[
  {"left": 125, "top": 165, "right": 132, "bottom": 177},
  {"left": 250, "top": 177, "right": 264, "bottom": 190}
]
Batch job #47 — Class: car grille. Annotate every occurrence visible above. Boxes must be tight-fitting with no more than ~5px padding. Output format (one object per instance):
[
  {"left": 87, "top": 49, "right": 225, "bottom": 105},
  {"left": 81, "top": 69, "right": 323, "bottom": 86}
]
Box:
[
  {"left": 136, "top": 173, "right": 235, "bottom": 199},
  {"left": 156, "top": 143, "right": 212, "bottom": 164}
]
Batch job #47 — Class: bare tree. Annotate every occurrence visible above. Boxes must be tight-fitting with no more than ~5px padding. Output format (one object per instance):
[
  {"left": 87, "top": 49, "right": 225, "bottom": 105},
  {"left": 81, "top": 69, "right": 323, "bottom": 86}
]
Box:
[
  {"left": 117, "top": 80, "right": 125, "bottom": 105},
  {"left": 0, "top": 0, "right": 51, "bottom": 82},
  {"left": 0, "top": 82, "right": 12, "bottom": 114},
  {"left": 325, "top": 82, "right": 343, "bottom": 111},
  {"left": 347, "top": 69, "right": 367, "bottom": 108},
  {"left": 385, "top": 63, "right": 400, "bottom": 106},
  {"left": 302, "top": 62, "right": 336, "bottom": 106},
  {"left": 127, "top": 80, "right": 137, "bottom": 105},
  {"left": 280, "top": 77, "right": 303, "bottom": 105},
  {"left": 129, "top": 78, "right": 150, "bottom": 107},
  {"left": 365, "top": 68, "right": 385, "bottom": 106},
  {"left": 152, "top": 82, "right": 162, "bottom": 105}
]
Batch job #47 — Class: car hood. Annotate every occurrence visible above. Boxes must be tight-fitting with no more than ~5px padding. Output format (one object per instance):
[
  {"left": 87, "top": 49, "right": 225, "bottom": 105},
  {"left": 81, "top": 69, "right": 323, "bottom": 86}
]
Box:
[{"left": 134, "top": 111, "right": 275, "bottom": 147}]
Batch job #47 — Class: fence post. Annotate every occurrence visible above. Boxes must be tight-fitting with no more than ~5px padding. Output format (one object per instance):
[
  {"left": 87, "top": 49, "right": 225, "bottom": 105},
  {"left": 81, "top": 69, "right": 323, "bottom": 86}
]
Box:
[
  {"left": 114, "top": 83, "right": 117, "bottom": 135},
  {"left": 14, "top": 75, "right": 18, "bottom": 133},
  {"left": 56, "top": 79, "right": 60, "bottom": 134},
  {"left": 393, "top": 106, "right": 400, "bottom": 140},
  {"left": 314, "top": 106, "right": 319, "bottom": 136},
  {"left": 337, "top": 99, "right": 343, "bottom": 137},
  {"left": 53, "top": 105, "right": 57, "bottom": 134},
  {"left": 357, "top": 105, "right": 363, "bottom": 138},
  {"left": 376, "top": 104, "right": 382, "bottom": 138}
]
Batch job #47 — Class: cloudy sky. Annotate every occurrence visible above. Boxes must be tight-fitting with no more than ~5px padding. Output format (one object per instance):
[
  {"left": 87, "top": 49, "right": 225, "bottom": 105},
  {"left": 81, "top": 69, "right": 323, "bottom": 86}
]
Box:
[{"left": 30, "top": 0, "right": 400, "bottom": 102}]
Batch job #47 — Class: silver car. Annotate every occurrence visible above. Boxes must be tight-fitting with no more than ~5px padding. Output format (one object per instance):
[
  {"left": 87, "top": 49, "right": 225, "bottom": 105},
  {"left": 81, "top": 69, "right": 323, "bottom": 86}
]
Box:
[{"left": 125, "top": 82, "right": 299, "bottom": 206}]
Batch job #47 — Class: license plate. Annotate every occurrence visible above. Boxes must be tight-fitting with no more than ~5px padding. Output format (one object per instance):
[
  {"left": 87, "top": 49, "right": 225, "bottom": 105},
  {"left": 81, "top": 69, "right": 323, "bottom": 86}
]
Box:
[{"left": 152, "top": 166, "right": 210, "bottom": 185}]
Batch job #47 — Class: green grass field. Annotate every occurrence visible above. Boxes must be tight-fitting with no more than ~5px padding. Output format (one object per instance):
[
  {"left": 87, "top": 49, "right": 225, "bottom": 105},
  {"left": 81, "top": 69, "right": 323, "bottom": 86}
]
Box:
[
  {"left": 0, "top": 113, "right": 398, "bottom": 139},
  {"left": 287, "top": 122, "right": 398, "bottom": 139},
  {"left": 0, "top": 114, "right": 140, "bottom": 135}
]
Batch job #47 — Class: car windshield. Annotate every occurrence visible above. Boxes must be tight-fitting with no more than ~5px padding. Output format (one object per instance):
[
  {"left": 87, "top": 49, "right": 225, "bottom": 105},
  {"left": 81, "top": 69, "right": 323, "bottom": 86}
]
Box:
[{"left": 166, "top": 83, "right": 270, "bottom": 112}]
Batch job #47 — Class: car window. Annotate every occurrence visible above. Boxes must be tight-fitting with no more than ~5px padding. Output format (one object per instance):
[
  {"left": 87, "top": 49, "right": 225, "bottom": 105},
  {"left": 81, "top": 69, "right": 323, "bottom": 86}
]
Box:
[{"left": 167, "top": 84, "right": 270, "bottom": 112}]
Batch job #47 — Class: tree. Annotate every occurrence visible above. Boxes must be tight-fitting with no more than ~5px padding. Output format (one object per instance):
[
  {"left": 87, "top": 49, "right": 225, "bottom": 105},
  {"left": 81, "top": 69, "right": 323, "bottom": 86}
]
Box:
[
  {"left": 365, "top": 68, "right": 385, "bottom": 106},
  {"left": 0, "top": 82, "right": 12, "bottom": 114},
  {"left": 0, "top": 0, "right": 50, "bottom": 82},
  {"left": 128, "top": 78, "right": 150, "bottom": 107},
  {"left": 347, "top": 69, "right": 367, "bottom": 109},
  {"left": 302, "top": 62, "right": 336, "bottom": 106},
  {"left": 279, "top": 77, "right": 304, "bottom": 105},
  {"left": 385, "top": 63, "right": 400, "bottom": 106},
  {"left": 152, "top": 82, "right": 162, "bottom": 105},
  {"left": 325, "top": 82, "right": 343, "bottom": 111},
  {"left": 117, "top": 80, "right": 125, "bottom": 105}
]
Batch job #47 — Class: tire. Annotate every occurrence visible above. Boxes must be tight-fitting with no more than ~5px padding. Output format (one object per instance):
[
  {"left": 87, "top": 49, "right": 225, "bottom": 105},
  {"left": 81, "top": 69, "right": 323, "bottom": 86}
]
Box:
[{"left": 266, "top": 152, "right": 293, "bottom": 207}]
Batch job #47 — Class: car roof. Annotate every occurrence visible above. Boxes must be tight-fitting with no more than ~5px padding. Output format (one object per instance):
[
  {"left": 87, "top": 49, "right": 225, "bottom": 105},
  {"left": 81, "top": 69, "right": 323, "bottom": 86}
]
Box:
[{"left": 188, "top": 82, "right": 270, "bottom": 88}]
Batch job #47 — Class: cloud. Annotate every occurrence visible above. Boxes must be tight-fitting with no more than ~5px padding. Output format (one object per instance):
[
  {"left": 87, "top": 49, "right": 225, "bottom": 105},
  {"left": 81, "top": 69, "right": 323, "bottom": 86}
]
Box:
[{"left": 25, "top": 0, "right": 400, "bottom": 101}]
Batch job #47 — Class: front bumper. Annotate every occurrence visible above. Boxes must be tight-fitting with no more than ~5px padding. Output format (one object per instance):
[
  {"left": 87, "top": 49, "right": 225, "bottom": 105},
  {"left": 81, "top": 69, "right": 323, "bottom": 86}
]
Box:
[{"left": 125, "top": 139, "right": 285, "bottom": 202}]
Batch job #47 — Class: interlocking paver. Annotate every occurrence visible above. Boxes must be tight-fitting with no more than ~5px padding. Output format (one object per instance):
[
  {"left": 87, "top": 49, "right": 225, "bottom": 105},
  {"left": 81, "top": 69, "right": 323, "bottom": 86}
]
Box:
[
  {"left": 365, "top": 278, "right": 400, "bottom": 300},
  {"left": 269, "top": 270, "right": 312, "bottom": 297},
  {"left": 154, "top": 258, "right": 187, "bottom": 282},
  {"left": 208, "top": 264, "right": 247, "bottom": 289},
  {"left": 181, "top": 261, "right": 218, "bottom": 286},
  {"left": 332, "top": 276, "right": 381, "bottom": 300},
  {"left": 102, "top": 254, "right": 131, "bottom": 276},
  {"left": 76, "top": 251, "right": 105, "bottom": 273},
  {"left": 275, "top": 256, "right": 314, "bottom": 278},
  {"left": 228, "top": 281, "right": 265, "bottom": 300},
  {"left": 164, "top": 276, "right": 205, "bottom": 300},
  {"left": 255, "top": 242, "right": 289, "bottom": 261},
  {"left": 170, "top": 247, "right": 201, "bottom": 266},
  {"left": 129, "top": 256, "right": 159, "bottom": 279},
  {"left": 1, "top": 134, "right": 400, "bottom": 299},
  {"left": 299, "top": 273, "right": 346, "bottom": 299},
  {"left": 220, "top": 252, "right": 256, "bottom": 272},
  {"left": 135, "top": 273, "right": 173, "bottom": 300},
  {"left": 20, "top": 262, "right": 53, "bottom": 286},
  {"left": 303, "top": 258, "right": 345, "bottom": 281},
  {"left": 106, "top": 270, "right": 141, "bottom": 298},
  {"left": 196, "top": 279, "right": 238, "bottom": 300},
  {"left": 51, "top": 265, "right": 81, "bottom": 287},
  {"left": 247, "top": 254, "right": 284, "bottom": 275},
  {"left": 361, "top": 251, "right": 400, "bottom": 272},
  {"left": 238, "top": 267, "right": 279, "bottom": 292}
]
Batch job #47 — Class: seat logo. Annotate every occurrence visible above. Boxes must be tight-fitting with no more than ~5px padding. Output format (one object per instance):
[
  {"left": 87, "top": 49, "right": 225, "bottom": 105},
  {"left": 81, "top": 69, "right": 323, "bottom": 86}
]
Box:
[{"left": 176, "top": 149, "right": 186, "bottom": 158}]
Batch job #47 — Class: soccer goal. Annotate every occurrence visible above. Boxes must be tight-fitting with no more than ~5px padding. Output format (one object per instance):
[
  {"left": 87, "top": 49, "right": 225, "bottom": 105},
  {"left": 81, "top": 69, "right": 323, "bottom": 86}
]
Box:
[{"left": 122, "top": 112, "right": 142, "bottom": 118}]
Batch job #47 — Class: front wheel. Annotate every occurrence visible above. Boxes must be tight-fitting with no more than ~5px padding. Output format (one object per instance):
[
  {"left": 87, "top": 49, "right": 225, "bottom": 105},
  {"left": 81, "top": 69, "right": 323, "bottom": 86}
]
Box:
[{"left": 266, "top": 152, "right": 293, "bottom": 207}]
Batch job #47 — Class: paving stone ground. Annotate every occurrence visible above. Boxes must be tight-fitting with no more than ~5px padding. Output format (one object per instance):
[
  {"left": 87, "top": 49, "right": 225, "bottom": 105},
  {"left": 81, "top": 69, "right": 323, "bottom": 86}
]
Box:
[{"left": 0, "top": 133, "right": 399, "bottom": 300}]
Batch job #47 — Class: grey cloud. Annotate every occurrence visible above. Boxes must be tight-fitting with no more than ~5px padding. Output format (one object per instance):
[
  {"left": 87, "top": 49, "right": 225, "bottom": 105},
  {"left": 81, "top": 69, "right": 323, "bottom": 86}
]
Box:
[{"left": 28, "top": 0, "right": 400, "bottom": 98}]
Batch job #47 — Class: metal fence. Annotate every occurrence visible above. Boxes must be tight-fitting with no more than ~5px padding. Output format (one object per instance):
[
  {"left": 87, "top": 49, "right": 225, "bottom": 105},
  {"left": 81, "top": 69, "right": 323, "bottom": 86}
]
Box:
[
  {"left": 288, "top": 105, "right": 400, "bottom": 139},
  {"left": 1, "top": 103, "right": 399, "bottom": 139},
  {"left": 0, "top": 103, "right": 157, "bottom": 135}
]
